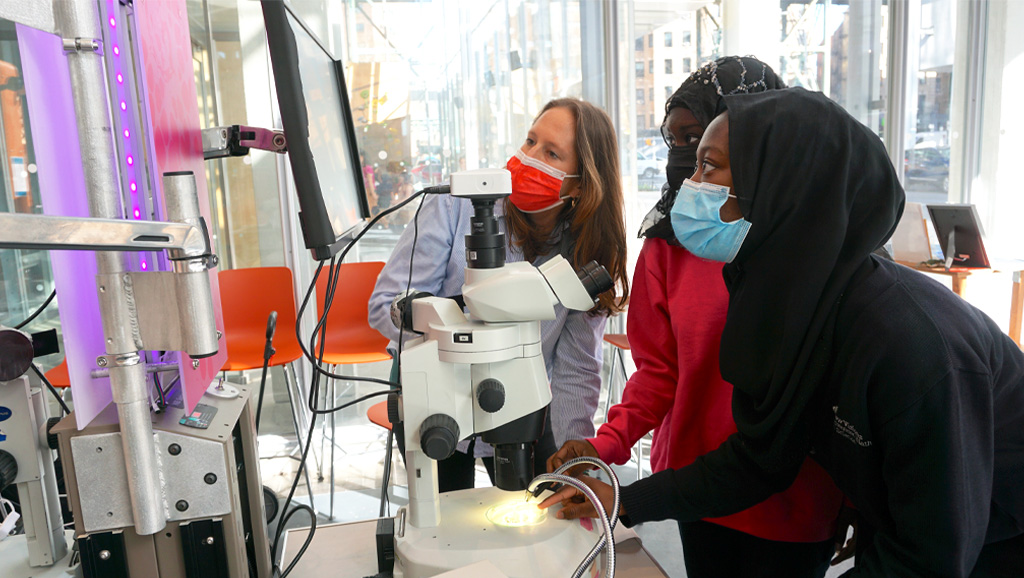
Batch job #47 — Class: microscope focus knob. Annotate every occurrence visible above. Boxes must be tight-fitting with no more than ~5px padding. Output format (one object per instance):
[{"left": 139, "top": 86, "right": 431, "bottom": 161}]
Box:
[
  {"left": 0, "top": 450, "right": 17, "bottom": 491},
  {"left": 46, "top": 417, "right": 62, "bottom": 450},
  {"left": 476, "top": 379, "right": 505, "bottom": 413},
  {"left": 420, "top": 414, "right": 459, "bottom": 460},
  {"left": 386, "top": 393, "right": 401, "bottom": 426}
]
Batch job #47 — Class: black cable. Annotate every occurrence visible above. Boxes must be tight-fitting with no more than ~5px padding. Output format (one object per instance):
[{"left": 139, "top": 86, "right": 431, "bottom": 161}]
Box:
[
  {"left": 255, "top": 311, "right": 278, "bottom": 433},
  {"left": 274, "top": 185, "right": 443, "bottom": 574},
  {"left": 395, "top": 194, "right": 427, "bottom": 387},
  {"left": 376, "top": 193, "right": 426, "bottom": 518},
  {"left": 30, "top": 363, "right": 70, "bottom": 416},
  {"left": 153, "top": 372, "right": 166, "bottom": 413},
  {"left": 12, "top": 289, "right": 56, "bottom": 330},
  {"left": 153, "top": 351, "right": 169, "bottom": 412},
  {"left": 269, "top": 378, "right": 319, "bottom": 571},
  {"left": 293, "top": 188, "right": 442, "bottom": 387},
  {"left": 276, "top": 503, "right": 317, "bottom": 577},
  {"left": 379, "top": 428, "right": 394, "bottom": 518},
  {"left": 305, "top": 193, "right": 426, "bottom": 418}
]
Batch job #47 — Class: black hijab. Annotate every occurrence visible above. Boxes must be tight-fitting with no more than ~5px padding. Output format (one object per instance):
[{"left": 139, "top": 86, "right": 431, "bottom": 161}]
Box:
[
  {"left": 718, "top": 88, "right": 904, "bottom": 471},
  {"left": 639, "top": 56, "right": 785, "bottom": 240}
]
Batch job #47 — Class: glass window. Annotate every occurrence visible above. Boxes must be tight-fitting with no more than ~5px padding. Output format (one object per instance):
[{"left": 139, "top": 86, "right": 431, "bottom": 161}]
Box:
[
  {"left": 636, "top": 88, "right": 645, "bottom": 102},
  {"left": 635, "top": 37, "right": 643, "bottom": 51},
  {"left": 902, "top": 2, "right": 954, "bottom": 206},
  {"left": 336, "top": 0, "right": 594, "bottom": 249},
  {"left": 623, "top": 2, "right": 722, "bottom": 270},
  {"left": 683, "top": 57, "right": 692, "bottom": 74},
  {"left": 0, "top": 18, "right": 59, "bottom": 355},
  {"left": 778, "top": 1, "right": 887, "bottom": 138},
  {"left": 185, "top": 0, "right": 285, "bottom": 269},
  {"left": 648, "top": 33, "right": 653, "bottom": 48}
]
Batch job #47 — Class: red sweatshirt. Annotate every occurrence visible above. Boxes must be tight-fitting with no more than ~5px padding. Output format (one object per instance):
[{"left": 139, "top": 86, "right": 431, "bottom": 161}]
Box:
[{"left": 589, "top": 238, "right": 843, "bottom": 542}]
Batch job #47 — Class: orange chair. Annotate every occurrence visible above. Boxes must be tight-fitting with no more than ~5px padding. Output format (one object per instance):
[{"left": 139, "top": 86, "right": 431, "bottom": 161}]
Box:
[
  {"left": 44, "top": 358, "right": 71, "bottom": 388},
  {"left": 42, "top": 358, "right": 72, "bottom": 408},
  {"left": 366, "top": 401, "right": 392, "bottom": 431},
  {"left": 218, "top": 266, "right": 316, "bottom": 502},
  {"left": 314, "top": 261, "right": 391, "bottom": 518}
]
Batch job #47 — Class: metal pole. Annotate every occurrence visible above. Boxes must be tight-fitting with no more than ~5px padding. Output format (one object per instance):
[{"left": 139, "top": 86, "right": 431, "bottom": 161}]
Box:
[
  {"left": 54, "top": 0, "right": 165, "bottom": 536},
  {"left": 884, "top": 0, "right": 909, "bottom": 179}
]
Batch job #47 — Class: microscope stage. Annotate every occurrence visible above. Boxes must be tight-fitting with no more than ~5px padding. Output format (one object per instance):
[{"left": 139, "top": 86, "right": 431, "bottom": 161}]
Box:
[{"left": 394, "top": 486, "right": 604, "bottom": 577}]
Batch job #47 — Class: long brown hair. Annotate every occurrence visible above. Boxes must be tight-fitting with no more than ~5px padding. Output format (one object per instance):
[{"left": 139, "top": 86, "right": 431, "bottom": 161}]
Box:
[{"left": 504, "top": 98, "right": 629, "bottom": 315}]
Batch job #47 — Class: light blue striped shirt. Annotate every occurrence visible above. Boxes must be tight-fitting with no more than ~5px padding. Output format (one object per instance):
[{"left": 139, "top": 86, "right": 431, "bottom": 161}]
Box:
[{"left": 367, "top": 194, "right": 605, "bottom": 455}]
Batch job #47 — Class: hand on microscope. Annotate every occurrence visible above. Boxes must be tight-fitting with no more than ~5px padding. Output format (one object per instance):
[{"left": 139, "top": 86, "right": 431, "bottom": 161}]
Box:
[
  {"left": 546, "top": 439, "right": 600, "bottom": 477},
  {"left": 537, "top": 475, "right": 623, "bottom": 521}
]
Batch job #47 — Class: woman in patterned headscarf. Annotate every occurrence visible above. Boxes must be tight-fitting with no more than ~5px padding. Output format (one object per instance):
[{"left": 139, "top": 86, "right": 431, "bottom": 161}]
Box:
[{"left": 548, "top": 57, "right": 845, "bottom": 578}]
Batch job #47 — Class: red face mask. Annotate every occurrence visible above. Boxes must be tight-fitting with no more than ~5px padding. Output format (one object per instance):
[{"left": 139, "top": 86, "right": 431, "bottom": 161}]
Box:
[{"left": 505, "top": 150, "right": 579, "bottom": 213}]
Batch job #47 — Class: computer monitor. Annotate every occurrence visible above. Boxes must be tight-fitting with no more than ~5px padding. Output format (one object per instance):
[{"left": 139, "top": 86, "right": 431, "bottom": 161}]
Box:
[
  {"left": 926, "top": 204, "right": 990, "bottom": 269},
  {"left": 262, "top": 1, "right": 369, "bottom": 261}
]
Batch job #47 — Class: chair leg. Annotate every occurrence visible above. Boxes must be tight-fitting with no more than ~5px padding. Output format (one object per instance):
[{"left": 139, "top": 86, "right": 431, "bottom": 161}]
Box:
[
  {"left": 617, "top": 347, "right": 629, "bottom": 386},
  {"left": 329, "top": 372, "right": 336, "bottom": 520},
  {"left": 282, "top": 364, "right": 317, "bottom": 510},
  {"left": 317, "top": 380, "right": 328, "bottom": 482},
  {"left": 636, "top": 437, "right": 643, "bottom": 480},
  {"left": 603, "top": 347, "right": 619, "bottom": 422}
]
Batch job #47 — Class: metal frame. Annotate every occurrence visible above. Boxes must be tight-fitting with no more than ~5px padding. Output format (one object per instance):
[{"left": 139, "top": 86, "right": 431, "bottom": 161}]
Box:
[
  {"left": 884, "top": 0, "right": 909, "bottom": 181},
  {"left": 2, "top": 0, "right": 219, "bottom": 538},
  {"left": 0, "top": 213, "right": 205, "bottom": 254},
  {"left": 955, "top": 0, "right": 989, "bottom": 204}
]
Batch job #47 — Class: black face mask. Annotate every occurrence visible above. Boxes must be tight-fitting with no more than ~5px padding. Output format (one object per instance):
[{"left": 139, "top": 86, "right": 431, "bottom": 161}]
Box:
[{"left": 666, "top": 145, "right": 698, "bottom": 192}]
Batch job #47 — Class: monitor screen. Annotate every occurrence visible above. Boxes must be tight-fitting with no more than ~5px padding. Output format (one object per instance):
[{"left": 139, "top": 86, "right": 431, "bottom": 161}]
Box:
[
  {"left": 263, "top": 1, "right": 368, "bottom": 260},
  {"left": 926, "top": 204, "right": 990, "bottom": 269}
]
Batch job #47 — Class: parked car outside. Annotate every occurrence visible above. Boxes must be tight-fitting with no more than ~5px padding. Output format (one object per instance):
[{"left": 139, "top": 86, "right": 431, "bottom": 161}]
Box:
[
  {"left": 637, "top": 146, "right": 667, "bottom": 179},
  {"left": 904, "top": 146, "right": 949, "bottom": 193}
]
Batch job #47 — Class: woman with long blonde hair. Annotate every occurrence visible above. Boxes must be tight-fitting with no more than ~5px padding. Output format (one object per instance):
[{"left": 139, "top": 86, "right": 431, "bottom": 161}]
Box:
[{"left": 369, "top": 97, "right": 628, "bottom": 490}]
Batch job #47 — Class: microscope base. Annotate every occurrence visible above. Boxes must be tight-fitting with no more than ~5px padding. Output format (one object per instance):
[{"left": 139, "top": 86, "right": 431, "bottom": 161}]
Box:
[{"left": 394, "top": 487, "right": 602, "bottom": 578}]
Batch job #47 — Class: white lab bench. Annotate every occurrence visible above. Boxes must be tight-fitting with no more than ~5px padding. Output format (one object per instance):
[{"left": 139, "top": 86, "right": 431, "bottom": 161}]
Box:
[{"left": 282, "top": 518, "right": 671, "bottom": 577}]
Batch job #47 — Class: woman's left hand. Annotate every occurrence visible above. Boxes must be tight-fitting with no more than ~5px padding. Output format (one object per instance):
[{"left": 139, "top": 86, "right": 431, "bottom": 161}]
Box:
[{"left": 537, "top": 475, "right": 623, "bottom": 520}]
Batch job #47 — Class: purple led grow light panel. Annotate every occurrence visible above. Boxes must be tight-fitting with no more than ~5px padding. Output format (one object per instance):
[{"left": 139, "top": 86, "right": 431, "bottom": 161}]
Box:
[{"left": 17, "top": 24, "right": 113, "bottom": 429}]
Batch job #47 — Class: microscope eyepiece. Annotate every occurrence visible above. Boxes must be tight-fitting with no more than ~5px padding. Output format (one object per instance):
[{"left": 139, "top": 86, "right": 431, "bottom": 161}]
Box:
[
  {"left": 576, "top": 261, "right": 614, "bottom": 300},
  {"left": 465, "top": 198, "right": 505, "bottom": 269}
]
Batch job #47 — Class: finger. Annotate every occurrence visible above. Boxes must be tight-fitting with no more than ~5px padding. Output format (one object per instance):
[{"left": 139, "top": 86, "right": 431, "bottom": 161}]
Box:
[
  {"left": 557, "top": 501, "right": 598, "bottom": 520},
  {"left": 831, "top": 542, "right": 856, "bottom": 565},
  {"left": 538, "top": 486, "right": 579, "bottom": 509},
  {"left": 562, "top": 463, "right": 594, "bottom": 477}
]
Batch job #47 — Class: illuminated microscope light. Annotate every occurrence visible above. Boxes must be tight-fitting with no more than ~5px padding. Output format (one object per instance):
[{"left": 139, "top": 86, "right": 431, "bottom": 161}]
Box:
[{"left": 485, "top": 500, "right": 548, "bottom": 528}]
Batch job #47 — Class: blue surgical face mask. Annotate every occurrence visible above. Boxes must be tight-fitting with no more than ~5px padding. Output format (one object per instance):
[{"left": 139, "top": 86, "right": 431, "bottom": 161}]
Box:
[{"left": 669, "top": 178, "right": 751, "bottom": 263}]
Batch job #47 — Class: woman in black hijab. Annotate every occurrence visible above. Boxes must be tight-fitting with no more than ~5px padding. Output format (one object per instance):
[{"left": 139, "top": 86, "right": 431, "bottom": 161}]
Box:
[
  {"left": 638, "top": 55, "right": 786, "bottom": 241},
  {"left": 543, "top": 88, "right": 1024, "bottom": 577},
  {"left": 551, "top": 58, "right": 844, "bottom": 578}
]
